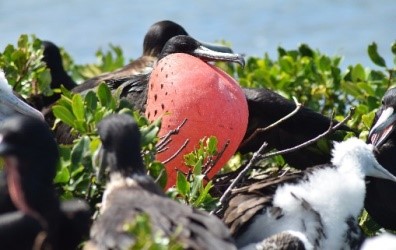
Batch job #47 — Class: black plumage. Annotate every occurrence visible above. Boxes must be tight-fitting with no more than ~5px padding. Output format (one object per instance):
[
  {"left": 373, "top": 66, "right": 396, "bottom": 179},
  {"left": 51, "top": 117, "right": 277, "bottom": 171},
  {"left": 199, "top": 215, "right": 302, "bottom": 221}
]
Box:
[
  {"left": 0, "top": 115, "right": 90, "bottom": 249},
  {"left": 220, "top": 137, "right": 395, "bottom": 249},
  {"left": 239, "top": 88, "right": 351, "bottom": 168},
  {"left": 86, "top": 114, "right": 236, "bottom": 250},
  {"left": 28, "top": 40, "right": 77, "bottom": 111},
  {"left": 72, "top": 20, "right": 232, "bottom": 93},
  {"left": 365, "top": 87, "right": 396, "bottom": 230}
]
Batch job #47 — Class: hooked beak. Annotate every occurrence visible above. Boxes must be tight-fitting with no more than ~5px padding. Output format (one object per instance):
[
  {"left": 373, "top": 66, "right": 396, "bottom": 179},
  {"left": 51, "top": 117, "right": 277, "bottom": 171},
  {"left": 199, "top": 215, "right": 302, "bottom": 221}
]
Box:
[
  {"left": 0, "top": 71, "right": 44, "bottom": 121},
  {"left": 198, "top": 41, "right": 234, "bottom": 54},
  {"left": 192, "top": 45, "right": 245, "bottom": 68},
  {"left": 369, "top": 152, "right": 396, "bottom": 182},
  {"left": 0, "top": 90, "right": 44, "bottom": 121},
  {"left": 368, "top": 107, "right": 396, "bottom": 148}
]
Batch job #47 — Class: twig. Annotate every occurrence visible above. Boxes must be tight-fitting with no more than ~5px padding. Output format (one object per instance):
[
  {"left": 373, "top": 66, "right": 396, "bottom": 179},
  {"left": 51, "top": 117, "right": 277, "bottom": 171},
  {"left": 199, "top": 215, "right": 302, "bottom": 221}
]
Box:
[
  {"left": 219, "top": 142, "right": 268, "bottom": 205},
  {"left": 154, "top": 168, "right": 166, "bottom": 184},
  {"left": 262, "top": 107, "right": 355, "bottom": 159},
  {"left": 217, "top": 107, "right": 355, "bottom": 207},
  {"left": 202, "top": 140, "right": 230, "bottom": 178},
  {"left": 85, "top": 174, "right": 96, "bottom": 201},
  {"left": 240, "top": 97, "right": 302, "bottom": 148},
  {"left": 161, "top": 139, "right": 190, "bottom": 164},
  {"left": 156, "top": 119, "right": 187, "bottom": 152}
]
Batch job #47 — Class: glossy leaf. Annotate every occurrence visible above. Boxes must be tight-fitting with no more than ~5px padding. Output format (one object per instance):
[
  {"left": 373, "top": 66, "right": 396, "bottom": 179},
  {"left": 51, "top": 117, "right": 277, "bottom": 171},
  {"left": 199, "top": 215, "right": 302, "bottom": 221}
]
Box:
[
  {"left": 52, "top": 105, "right": 75, "bottom": 127},
  {"left": 368, "top": 42, "right": 387, "bottom": 67},
  {"left": 72, "top": 94, "right": 85, "bottom": 121},
  {"left": 176, "top": 171, "right": 189, "bottom": 196}
]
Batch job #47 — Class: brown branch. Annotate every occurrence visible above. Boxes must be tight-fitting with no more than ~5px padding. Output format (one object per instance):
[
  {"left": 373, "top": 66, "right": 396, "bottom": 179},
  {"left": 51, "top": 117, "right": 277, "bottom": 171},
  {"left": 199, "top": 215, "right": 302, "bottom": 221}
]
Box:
[
  {"left": 161, "top": 139, "right": 190, "bottom": 164},
  {"left": 219, "top": 142, "right": 268, "bottom": 205},
  {"left": 203, "top": 140, "right": 230, "bottom": 178},
  {"left": 217, "top": 107, "right": 355, "bottom": 207},
  {"left": 156, "top": 119, "right": 187, "bottom": 151},
  {"left": 262, "top": 107, "right": 355, "bottom": 159},
  {"left": 240, "top": 97, "right": 302, "bottom": 148}
]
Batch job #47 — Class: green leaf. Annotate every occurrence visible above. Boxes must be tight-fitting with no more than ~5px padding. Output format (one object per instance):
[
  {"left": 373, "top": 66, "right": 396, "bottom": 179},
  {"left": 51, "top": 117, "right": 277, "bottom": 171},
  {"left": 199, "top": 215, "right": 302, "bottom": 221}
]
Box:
[
  {"left": 298, "top": 44, "right": 314, "bottom": 57},
  {"left": 193, "top": 181, "right": 213, "bottom": 207},
  {"left": 54, "top": 166, "right": 70, "bottom": 184},
  {"left": 362, "top": 111, "right": 376, "bottom": 129},
  {"left": 391, "top": 42, "right": 396, "bottom": 55},
  {"left": 206, "top": 136, "right": 218, "bottom": 155},
  {"left": 97, "top": 83, "right": 112, "bottom": 107},
  {"left": 351, "top": 64, "right": 366, "bottom": 82},
  {"left": 189, "top": 174, "right": 204, "bottom": 202},
  {"left": 52, "top": 105, "right": 76, "bottom": 127},
  {"left": 368, "top": 42, "right": 387, "bottom": 67},
  {"left": 176, "top": 171, "right": 189, "bottom": 196},
  {"left": 140, "top": 122, "right": 160, "bottom": 147},
  {"left": 183, "top": 152, "right": 196, "bottom": 167},
  {"left": 148, "top": 161, "right": 167, "bottom": 189},
  {"left": 70, "top": 136, "right": 90, "bottom": 168},
  {"left": 72, "top": 94, "right": 85, "bottom": 121}
]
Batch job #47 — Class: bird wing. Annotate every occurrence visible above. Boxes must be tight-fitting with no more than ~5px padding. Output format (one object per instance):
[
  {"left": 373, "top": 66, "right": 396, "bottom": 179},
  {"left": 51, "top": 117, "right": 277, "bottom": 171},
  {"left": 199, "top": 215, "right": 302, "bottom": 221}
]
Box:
[
  {"left": 89, "top": 185, "right": 236, "bottom": 250},
  {"left": 221, "top": 171, "right": 305, "bottom": 236}
]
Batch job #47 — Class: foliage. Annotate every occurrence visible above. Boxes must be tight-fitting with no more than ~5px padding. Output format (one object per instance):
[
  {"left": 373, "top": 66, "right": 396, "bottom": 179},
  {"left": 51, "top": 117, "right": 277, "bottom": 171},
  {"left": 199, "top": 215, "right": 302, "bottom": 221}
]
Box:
[
  {"left": 51, "top": 83, "right": 162, "bottom": 208},
  {"left": 123, "top": 213, "right": 184, "bottom": 250},
  {"left": 0, "top": 35, "right": 51, "bottom": 97},
  {"left": 61, "top": 44, "right": 126, "bottom": 82},
  {"left": 168, "top": 136, "right": 219, "bottom": 211},
  {"left": 1, "top": 34, "right": 396, "bottom": 242}
]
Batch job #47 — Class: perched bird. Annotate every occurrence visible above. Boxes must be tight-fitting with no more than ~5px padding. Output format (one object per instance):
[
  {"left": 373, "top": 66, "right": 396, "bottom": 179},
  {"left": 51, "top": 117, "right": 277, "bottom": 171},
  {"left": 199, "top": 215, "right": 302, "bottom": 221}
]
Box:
[
  {"left": 0, "top": 70, "right": 44, "bottom": 121},
  {"left": 86, "top": 114, "right": 236, "bottom": 250},
  {"left": 365, "top": 87, "right": 396, "bottom": 230},
  {"left": 239, "top": 87, "right": 351, "bottom": 169},
  {"left": 72, "top": 20, "right": 232, "bottom": 94},
  {"left": 221, "top": 137, "right": 396, "bottom": 250},
  {"left": 145, "top": 35, "right": 247, "bottom": 189},
  {"left": 0, "top": 115, "right": 90, "bottom": 249},
  {"left": 27, "top": 40, "right": 77, "bottom": 112},
  {"left": 0, "top": 70, "right": 43, "bottom": 214}
]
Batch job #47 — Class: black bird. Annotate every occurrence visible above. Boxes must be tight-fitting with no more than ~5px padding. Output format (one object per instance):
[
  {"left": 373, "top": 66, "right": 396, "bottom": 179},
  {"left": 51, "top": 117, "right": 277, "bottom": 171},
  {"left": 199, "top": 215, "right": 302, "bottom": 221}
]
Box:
[
  {"left": 240, "top": 88, "right": 351, "bottom": 169},
  {"left": 28, "top": 40, "right": 77, "bottom": 111},
  {"left": 72, "top": 20, "right": 233, "bottom": 93},
  {"left": 0, "top": 70, "right": 44, "bottom": 214},
  {"left": 221, "top": 137, "right": 396, "bottom": 249},
  {"left": 365, "top": 87, "right": 396, "bottom": 230},
  {"left": 53, "top": 34, "right": 243, "bottom": 144},
  {"left": 55, "top": 44, "right": 350, "bottom": 172},
  {"left": 0, "top": 115, "right": 90, "bottom": 249},
  {"left": 85, "top": 114, "right": 236, "bottom": 250}
]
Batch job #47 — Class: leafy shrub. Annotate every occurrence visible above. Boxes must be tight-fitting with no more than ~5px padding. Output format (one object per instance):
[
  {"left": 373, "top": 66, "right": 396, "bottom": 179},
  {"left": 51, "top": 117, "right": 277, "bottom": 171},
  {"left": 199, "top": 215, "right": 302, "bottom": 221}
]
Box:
[{"left": 1, "top": 34, "right": 396, "bottom": 239}]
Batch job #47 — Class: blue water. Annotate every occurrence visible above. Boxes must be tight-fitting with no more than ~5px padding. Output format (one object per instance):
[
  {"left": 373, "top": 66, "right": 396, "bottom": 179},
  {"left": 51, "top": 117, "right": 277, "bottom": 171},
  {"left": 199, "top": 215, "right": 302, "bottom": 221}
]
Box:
[{"left": 1, "top": 0, "right": 395, "bottom": 69}]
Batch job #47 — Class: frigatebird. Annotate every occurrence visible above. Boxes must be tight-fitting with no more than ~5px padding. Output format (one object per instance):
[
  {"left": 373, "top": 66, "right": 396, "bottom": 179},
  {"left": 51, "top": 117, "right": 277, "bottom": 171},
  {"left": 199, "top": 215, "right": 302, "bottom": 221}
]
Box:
[
  {"left": 365, "top": 87, "right": 396, "bottom": 230},
  {"left": 221, "top": 137, "right": 396, "bottom": 249},
  {"left": 0, "top": 115, "right": 90, "bottom": 249},
  {"left": 85, "top": 113, "right": 236, "bottom": 250},
  {"left": 32, "top": 40, "right": 77, "bottom": 110},
  {"left": 72, "top": 20, "right": 233, "bottom": 94}
]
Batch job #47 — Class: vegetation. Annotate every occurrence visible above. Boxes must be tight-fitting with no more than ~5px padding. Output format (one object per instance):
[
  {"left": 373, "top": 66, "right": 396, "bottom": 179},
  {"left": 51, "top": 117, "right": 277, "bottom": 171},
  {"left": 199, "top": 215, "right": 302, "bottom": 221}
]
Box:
[{"left": 1, "top": 35, "right": 395, "bottom": 245}]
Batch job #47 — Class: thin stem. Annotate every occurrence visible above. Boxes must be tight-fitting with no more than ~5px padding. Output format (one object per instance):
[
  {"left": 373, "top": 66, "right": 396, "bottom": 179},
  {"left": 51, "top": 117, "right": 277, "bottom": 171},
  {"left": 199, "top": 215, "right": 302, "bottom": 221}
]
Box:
[
  {"left": 240, "top": 97, "right": 302, "bottom": 148},
  {"left": 217, "top": 107, "right": 355, "bottom": 207},
  {"left": 161, "top": 139, "right": 189, "bottom": 164}
]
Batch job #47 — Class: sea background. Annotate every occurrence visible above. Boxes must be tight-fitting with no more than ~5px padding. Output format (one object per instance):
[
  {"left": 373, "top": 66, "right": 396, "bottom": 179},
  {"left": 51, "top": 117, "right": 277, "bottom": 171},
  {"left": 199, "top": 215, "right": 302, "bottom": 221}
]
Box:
[{"left": 1, "top": 0, "right": 395, "bottom": 69}]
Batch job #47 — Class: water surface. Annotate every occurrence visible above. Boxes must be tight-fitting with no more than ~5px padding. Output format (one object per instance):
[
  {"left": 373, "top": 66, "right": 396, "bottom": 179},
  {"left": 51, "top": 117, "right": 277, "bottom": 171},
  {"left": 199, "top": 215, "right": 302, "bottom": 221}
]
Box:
[{"left": 1, "top": 0, "right": 395, "bottom": 68}]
